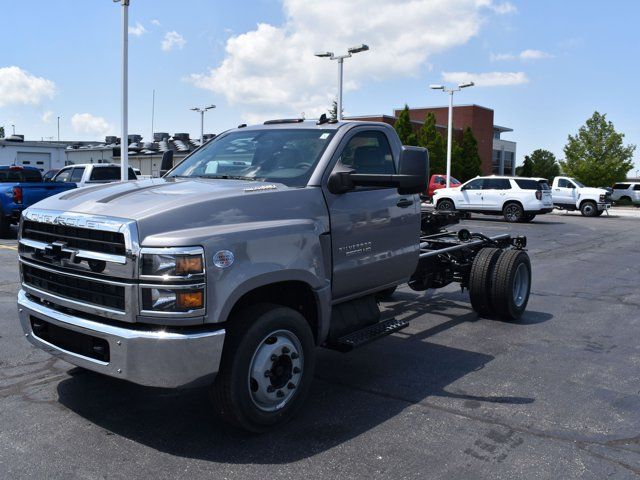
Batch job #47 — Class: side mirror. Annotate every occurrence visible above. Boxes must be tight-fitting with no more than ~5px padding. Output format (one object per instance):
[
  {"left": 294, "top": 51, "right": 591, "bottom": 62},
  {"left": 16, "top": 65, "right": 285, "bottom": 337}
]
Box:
[
  {"left": 160, "top": 150, "right": 174, "bottom": 177},
  {"left": 394, "top": 146, "right": 429, "bottom": 194},
  {"left": 327, "top": 146, "right": 429, "bottom": 195}
]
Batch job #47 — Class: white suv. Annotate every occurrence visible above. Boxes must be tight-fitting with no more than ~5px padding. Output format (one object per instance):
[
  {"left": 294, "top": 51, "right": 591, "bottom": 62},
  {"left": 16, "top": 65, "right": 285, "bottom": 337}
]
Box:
[
  {"left": 433, "top": 176, "right": 554, "bottom": 222},
  {"left": 611, "top": 182, "right": 640, "bottom": 204}
]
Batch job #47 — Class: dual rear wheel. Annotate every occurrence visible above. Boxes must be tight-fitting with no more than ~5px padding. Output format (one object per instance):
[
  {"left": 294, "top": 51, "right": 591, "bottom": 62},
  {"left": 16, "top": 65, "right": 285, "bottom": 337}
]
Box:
[{"left": 469, "top": 248, "right": 531, "bottom": 320}]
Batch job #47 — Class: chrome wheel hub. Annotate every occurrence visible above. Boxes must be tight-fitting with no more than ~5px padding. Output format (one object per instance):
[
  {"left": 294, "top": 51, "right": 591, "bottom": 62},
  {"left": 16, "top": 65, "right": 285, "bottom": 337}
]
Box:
[
  {"left": 512, "top": 263, "right": 529, "bottom": 307},
  {"left": 248, "top": 329, "right": 303, "bottom": 412}
]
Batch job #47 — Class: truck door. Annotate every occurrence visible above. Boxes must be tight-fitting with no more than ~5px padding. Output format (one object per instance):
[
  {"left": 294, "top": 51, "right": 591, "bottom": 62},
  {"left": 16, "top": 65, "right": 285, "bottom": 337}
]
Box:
[
  {"left": 322, "top": 129, "right": 420, "bottom": 299},
  {"left": 460, "top": 178, "right": 484, "bottom": 208},
  {"left": 554, "top": 178, "right": 577, "bottom": 206}
]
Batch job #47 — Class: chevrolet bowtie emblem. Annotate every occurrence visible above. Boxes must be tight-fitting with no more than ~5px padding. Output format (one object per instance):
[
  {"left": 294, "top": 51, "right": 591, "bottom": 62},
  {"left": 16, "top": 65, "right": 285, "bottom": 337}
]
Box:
[{"left": 44, "top": 241, "right": 68, "bottom": 260}]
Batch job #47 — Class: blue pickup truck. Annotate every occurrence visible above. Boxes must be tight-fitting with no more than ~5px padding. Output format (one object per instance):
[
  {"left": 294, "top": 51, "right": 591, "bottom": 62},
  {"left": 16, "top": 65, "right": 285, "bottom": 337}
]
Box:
[{"left": 0, "top": 166, "right": 76, "bottom": 237}]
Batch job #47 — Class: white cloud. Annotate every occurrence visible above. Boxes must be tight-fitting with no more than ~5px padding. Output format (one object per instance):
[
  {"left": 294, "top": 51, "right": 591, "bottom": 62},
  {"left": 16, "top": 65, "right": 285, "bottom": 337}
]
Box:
[
  {"left": 41, "top": 111, "right": 53, "bottom": 123},
  {"left": 0, "top": 66, "right": 56, "bottom": 107},
  {"left": 162, "top": 31, "right": 186, "bottom": 51},
  {"left": 128, "top": 22, "right": 147, "bottom": 37},
  {"left": 486, "top": 1, "right": 517, "bottom": 14},
  {"left": 150, "top": 19, "right": 161, "bottom": 26},
  {"left": 71, "top": 113, "right": 112, "bottom": 137},
  {"left": 442, "top": 71, "right": 529, "bottom": 87},
  {"left": 491, "top": 49, "right": 553, "bottom": 61},
  {"left": 188, "top": 0, "right": 514, "bottom": 122}
]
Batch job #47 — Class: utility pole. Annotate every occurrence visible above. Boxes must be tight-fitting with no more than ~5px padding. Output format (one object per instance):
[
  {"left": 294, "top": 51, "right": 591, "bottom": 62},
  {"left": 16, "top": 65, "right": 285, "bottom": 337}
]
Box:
[{"left": 57, "top": 116, "right": 60, "bottom": 141}]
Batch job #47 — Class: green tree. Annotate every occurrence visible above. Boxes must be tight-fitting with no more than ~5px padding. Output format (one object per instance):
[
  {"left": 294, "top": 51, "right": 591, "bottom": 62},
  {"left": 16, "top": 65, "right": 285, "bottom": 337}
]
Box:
[
  {"left": 0, "top": 126, "right": 4, "bottom": 138},
  {"left": 394, "top": 104, "right": 417, "bottom": 146},
  {"left": 328, "top": 99, "right": 342, "bottom": 121},
  {"left": 417, "top": 113, "right": 446, "bottom": 175},
  {"left": 518, "top": 149, "right": 560, "bottom": 180},
  {"left": 561, "top": 111, "right": 636, "bottom": 186},
  {"left": 515, "top": 155, "right": 534, "bottom": 177},
  {"left": 451, "top": 127, "right": 482, "bottom": 182}
]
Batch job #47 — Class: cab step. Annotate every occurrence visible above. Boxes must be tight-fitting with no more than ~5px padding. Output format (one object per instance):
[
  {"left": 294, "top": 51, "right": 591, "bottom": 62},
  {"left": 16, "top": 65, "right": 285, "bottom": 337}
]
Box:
[{"left": 326, "top": 318, "right": 409, "bottom": 352}]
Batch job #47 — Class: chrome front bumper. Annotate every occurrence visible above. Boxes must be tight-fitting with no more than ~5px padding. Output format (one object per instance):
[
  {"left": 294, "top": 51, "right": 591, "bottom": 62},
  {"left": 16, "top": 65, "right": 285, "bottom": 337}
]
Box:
[
  {"left": 597, "top": 202, "right": 611, "bottom": 211},
  {"left": 17, "top": 290, "right": 225, "bottom": 388}
]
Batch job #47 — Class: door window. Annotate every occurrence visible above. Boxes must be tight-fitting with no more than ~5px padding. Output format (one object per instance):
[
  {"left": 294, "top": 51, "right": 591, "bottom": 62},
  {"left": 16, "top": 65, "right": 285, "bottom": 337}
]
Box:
[
  {"left": 55, "top": 168, "right": 73, "bottom": 182},
  {"left": 463, "top": 178, "right": 484, "bottom": 190},
  {"left": 483, "top": 178, "right": 511, "bottom": 190},
  {"left": 70, "top": 167, "right": 85, "bottom": 183},
  {"left": 634, "top": 185, "right": 640, "bottom": 191},
  {"left": 557, "top": 178, "right": 575, "bottom": 188},
  {"left": 613, "top": 183, "right": 630, "bottom": 190},
  {"left": 336, "top": 131, "right": 395, "bottom": 175}
]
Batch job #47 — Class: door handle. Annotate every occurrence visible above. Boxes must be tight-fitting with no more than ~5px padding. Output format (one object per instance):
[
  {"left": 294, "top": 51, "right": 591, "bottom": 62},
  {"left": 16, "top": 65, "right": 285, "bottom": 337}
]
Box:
[{"left": 396, "top": 198, "right": 414, "bottom": 208}]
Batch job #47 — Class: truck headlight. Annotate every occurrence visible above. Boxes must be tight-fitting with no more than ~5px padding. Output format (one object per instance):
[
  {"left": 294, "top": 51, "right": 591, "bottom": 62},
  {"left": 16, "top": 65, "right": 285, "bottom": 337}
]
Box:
[
  {"left": 139, "top": 247, "right": 206, "bottom": 316},
  {"left": 140, "top": 247, "right": 205, "bottom": 278}
]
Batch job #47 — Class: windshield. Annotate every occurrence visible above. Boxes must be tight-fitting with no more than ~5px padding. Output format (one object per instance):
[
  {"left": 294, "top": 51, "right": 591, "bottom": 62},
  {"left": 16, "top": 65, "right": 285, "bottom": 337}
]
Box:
[
  {"left": 167, "top": 128, "right": 336, "bottom": 187},
  {"left": 573, "top": 179, "right": 585, "bottom": 188}
]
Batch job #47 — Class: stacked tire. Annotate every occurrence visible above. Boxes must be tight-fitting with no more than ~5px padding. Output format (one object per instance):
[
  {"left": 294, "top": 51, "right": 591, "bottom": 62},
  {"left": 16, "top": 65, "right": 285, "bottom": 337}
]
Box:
[{"left": 469, "top": 247, "right": 531, "bottom": 320}]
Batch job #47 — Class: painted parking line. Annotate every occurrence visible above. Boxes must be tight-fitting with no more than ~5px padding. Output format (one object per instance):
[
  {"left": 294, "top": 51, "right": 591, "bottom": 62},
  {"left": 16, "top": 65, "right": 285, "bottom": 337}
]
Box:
[{"left": 0, "top": 244, "right": 18, "bottom": 251}]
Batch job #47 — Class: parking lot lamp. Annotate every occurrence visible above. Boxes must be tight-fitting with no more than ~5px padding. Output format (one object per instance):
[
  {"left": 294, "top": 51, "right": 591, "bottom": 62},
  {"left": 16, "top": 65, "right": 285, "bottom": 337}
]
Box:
[
  {"left": 430, "top": 82, "right": 474, "bottom": 187},
  {"left": 190, "top": 105, "right": 216, "bottom": 146},
  {"left": 113, "top": 0, "right": 130, "bottom": 181},
  {"left": 315, "top": 45, "right": 369, "bottom": 121}
]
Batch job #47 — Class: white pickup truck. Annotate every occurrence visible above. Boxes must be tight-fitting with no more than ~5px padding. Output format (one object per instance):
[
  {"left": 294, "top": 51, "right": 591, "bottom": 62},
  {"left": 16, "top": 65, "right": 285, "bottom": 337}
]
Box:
[
  {"left": 52, "top": 163, "right": 137, "bottom": 188},
  {"left": 550, "top": 176, "right": 610, "bottom": 217}
]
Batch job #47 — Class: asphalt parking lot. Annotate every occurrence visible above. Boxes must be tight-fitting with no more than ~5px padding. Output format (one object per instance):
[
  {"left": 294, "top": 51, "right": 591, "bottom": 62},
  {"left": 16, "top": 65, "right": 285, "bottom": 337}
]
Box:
[{"left": 1, "top": 213, "right": 639, "bottom": 480}]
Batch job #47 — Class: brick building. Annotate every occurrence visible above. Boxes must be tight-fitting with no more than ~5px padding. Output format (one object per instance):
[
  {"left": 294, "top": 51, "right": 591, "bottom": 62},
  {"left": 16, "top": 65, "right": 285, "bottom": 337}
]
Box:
[{"left": 351, "top": 104, "right": 516, "bottom": 176}]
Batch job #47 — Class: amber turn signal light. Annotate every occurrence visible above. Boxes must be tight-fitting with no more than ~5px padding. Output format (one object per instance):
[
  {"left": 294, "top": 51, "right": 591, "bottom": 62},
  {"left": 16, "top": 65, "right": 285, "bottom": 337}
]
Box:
[{"left": 176, "top": 290, "right": 204, "bottom": 310}]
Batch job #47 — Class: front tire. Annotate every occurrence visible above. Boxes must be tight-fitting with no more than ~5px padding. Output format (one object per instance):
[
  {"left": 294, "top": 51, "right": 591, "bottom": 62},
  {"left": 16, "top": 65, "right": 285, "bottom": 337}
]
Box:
[
  {"left": 436, "top": 199, "right": 455, "bottom": 211},
  {"left": 580, "top": 201, "right": 598, "bottom": 217},
  {"left": 503, "top": 202, "right": 524, "bottom": 223},
  {"left": 212, "top": 304, "right": 316, "bottom": 432}
]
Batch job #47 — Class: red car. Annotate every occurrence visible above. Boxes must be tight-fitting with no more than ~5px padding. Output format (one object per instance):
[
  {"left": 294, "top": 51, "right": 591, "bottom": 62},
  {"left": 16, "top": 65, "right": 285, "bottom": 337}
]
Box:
[{"left": 424, "top": 174, "right": 461, "bottom": 198}]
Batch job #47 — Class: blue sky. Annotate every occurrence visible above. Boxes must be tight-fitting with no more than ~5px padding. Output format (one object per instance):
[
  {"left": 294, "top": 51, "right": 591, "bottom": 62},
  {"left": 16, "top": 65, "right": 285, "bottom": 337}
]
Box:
[{"left": 1, "top": 0, "right": 638, "bottom": 172}]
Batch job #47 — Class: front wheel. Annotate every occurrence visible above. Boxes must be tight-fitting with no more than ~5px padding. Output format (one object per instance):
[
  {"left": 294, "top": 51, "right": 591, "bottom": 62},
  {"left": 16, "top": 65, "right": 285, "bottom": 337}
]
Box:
[
  {"left": 436, "top": 199, "right": 456, "bottom": 211},
  {"left": 212, "top": 304, "right": 316, "bottom": 432},
  {"left": 580, "top": 201, "right": 598, "bottom": 217}
]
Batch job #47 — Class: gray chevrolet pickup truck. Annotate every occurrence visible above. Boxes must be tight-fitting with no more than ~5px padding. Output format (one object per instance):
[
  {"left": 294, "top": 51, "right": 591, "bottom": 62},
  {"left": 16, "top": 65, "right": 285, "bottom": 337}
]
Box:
[{"left": 17, "top": 118, "right": 531, "bottom": 431}]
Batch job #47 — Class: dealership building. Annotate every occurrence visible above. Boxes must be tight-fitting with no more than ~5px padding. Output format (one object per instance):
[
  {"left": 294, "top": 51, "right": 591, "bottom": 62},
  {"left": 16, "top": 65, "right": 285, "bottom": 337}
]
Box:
[{"left": 352, "top": 104, "right": 517, "bottom": 176}]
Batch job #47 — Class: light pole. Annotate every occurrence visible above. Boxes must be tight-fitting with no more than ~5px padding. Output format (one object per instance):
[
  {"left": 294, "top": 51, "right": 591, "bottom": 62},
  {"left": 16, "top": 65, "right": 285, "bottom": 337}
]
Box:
[
  {"left": 315, "top": 44, "right": 369, "bottom": 121},
  {"left": 114, "top": 0, "right": 130, "bottom": 181},
  {"left": 11, "top": 124, "right": 15, "bottom": 135},
  {"left": 430, "top": 82, "right": 474, "bottom": 188},
  {"left": 190, "top": 105, "right": 215, "bottom": 145},
  {"left": 57, "top": 116, "right": 60, "bottom": 141}
]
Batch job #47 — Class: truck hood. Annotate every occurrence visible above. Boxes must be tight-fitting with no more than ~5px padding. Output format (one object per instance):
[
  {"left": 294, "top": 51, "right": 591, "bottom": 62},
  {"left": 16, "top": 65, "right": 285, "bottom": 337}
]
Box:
[
  {"left": 26, "top": 178, "right": 328, "bottom": 244},
  {"left": 579, "top": 187, "right": 607, "bottom": 196}
]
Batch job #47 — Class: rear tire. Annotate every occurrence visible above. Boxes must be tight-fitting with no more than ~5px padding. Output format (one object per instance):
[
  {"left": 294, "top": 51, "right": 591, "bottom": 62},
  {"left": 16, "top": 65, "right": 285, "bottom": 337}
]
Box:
[
  {"left": 580, "top": 201, "right": 598, "bottom": 217},
  {"left": 490, "top": 250, "right": 531, "bottom": 321},
  {"left": 212, "top": 304, "right": 316, "bottom": 432},
  {"left": 503, "top": 202, "right": 524, "bottom": 223},
  {"left": 520, "top": 213, "right": 536, "bottom": 223},
  {"left": 437, "top": 199, "right": 455, "bottom": 211},
  {"left": 0, "top": 215, "right": 10, "bottom": 238},
  {"left": 469, "top": 248, "right": 502, "bottom": 317}
]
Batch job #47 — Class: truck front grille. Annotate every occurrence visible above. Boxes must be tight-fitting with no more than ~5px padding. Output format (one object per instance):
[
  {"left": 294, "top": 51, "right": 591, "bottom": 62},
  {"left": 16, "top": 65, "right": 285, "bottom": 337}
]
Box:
[
  {"left": 21, "top": 220, "right": 126, "bottom": 255},
  {"left": 22, "top": 263, "right": 126, "bottom": 311}
]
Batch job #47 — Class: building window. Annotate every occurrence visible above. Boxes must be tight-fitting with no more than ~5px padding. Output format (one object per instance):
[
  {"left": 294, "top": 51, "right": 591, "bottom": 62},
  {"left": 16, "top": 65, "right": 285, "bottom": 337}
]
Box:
[{"left": 492, "top": 150, "right": 502, "bottom": 174}]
